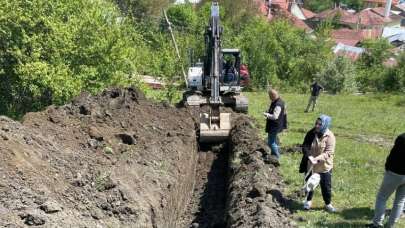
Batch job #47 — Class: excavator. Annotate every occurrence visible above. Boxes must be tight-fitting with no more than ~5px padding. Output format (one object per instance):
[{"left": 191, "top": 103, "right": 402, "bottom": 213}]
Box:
[{"left": 183, "top": 1, "right": 249, "bottom": 143}]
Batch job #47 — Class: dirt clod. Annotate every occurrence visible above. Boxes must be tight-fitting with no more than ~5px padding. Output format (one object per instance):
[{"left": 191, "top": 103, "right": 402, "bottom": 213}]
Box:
[
  {"left": 39, "top": 201, "right": 62, "bottom": 214},
  {"left": 0, "top": 87, "right": 197, "bottom": 227},
  {"left": 19, "top": 211, "right": 46, "bottom": 226},
  {"left": 0, "top": 87, "right": 295, "bottom": 227}
]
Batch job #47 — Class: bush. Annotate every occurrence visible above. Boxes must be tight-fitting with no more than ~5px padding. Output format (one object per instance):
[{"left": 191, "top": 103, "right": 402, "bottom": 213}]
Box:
[
  {"left": 236, "top": 18, "right": 332, "bottom": 89},
  {"left": 0, "top": 0, "right": 146, "bottom": 117},
  {"left": 317, "top": 56, "right": 357, "bottom": 94}
]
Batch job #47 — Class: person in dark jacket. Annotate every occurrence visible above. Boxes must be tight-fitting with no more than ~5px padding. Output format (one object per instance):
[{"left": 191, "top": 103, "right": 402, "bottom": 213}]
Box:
[
  {"left": 305, "top": 81, "right": 324, "bottom": 112},
  {"left": 264, "top": 89, "right": 286, "bottom": 159},
  {"left": 299, "top": 127, "right": 316, "bottom": 174},
  {"left": 366, "top": 133, "right": 405, "bottom": 228}
]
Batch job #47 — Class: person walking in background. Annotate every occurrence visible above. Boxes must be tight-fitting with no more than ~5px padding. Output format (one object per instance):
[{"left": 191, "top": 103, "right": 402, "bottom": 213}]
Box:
[
  {"left": 264, "top": 89, "right": 286, "bottom": 160},
  {"left": 366, "top": 133, "right": 405, "bottom": 228},
  {"left": 303, "top": 115, "right": 336, "bottom": 213},
  {"left": 305, "top": 80, "right": 324, "bottom": 112}
]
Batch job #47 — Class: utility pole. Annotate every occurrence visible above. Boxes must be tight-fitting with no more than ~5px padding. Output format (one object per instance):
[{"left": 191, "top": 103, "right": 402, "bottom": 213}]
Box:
[
  {"left": 163, "top": 9, "right": 188, "bottom": 87},
  {"left": 384, "top": 0, "right": 393, "bottom": 19}
]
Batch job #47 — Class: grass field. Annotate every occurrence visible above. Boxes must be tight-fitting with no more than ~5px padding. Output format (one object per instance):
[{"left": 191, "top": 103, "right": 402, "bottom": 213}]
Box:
[{"left": 245, "top": 92, "right": 405, "bottom": 228}]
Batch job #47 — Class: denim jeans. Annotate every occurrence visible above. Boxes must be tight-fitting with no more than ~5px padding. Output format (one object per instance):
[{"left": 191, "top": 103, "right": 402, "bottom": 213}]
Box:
[
  {"left": 267, "top": 132, "right": 280, "bottom": 159},
  {"left": 373, "top": 171, "right": 405, "bottom": 227}
]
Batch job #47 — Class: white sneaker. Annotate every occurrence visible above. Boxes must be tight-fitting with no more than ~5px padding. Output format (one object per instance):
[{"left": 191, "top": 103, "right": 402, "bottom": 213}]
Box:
[
  {"left": 325, "top": 204, "right": 336, "bottom": 213},
  {"left": 303, "top": 200, "right": 312, "bottom": 210}
]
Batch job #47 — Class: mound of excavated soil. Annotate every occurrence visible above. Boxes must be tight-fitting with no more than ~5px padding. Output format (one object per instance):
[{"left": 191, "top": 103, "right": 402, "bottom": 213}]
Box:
[
  {"left": 226, "top": 115, "right": 295, "bottom": 227},
  {"left": 0, "top": 87, "right": 294, "bottom": 228},
  {"left": 0, "top": 88, "right": 197, "bottom": 227}
]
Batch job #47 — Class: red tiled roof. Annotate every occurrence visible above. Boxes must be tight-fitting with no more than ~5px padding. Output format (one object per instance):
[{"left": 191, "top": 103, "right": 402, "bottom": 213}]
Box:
[
  {"left": 331, "top": 28, "right": 383, "bottom": 45},
  {"left": 271, "top": 0, "right": 289, "bottom": 10},
  {"left": 260, "top": 1, "right": 312, "bottom": 32},
  {"left": 315, "top": 6, "right": 401, "bottom": 27},
  {"left": 256, "top": 0, "right": 268, "bottom": 15},
  {"left": 357, "top": 8, "right": 390, "bottom": 26},
  {"left": 332, "top": 29, "right": 363, "bottom": 46},
  {"left": 371, "top": 6, "right": 404, "bottom": 21},
  {"left": 340, "top": 13, "right": 359, "bottom": 24},
  {"left": 336, "top": 50, "right": 363, "bottom": 61},
  {"left": 371, "top": 7, "right": 387, "bottom": 17},
  {"left": 278, "top": 8, "right": 312, "bottom": 31},
  {"left": 315, "top": 8, "right": 354, "bottom": 20},
  {"left": 361, "top": 28, "right": 383, "bottom": 39},
  {"left": 301, "top": 8, "right": 316, "bottom": 19},
  {"left": 364, "top": 0, "right": 399, "bottom": 4}
]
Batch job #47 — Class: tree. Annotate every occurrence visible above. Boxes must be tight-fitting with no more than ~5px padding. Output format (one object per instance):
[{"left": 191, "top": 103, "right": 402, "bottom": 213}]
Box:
[
  {"left": 317, "top": 57, "right": 357, "bottom": 94},
  {"left": 356, "top": 39, "right": 393, "bottom": 91},
  {"left": 115, "top": 0, "right": 173, "bottom": 21},
  {"left": 379, "top": 53, "right": 405, "bottom": 92},
  {"left": 0, "top": 0, "right": 147, "bottom": 117},
  {"left": 235, "top": 18, "right": 332, "bottom": 89}
]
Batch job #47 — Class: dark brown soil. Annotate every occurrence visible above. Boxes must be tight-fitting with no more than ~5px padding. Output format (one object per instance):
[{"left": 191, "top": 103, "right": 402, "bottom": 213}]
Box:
[
  {"left": 180, "top": 144, "right": 229, "bottom": 228},
  {"left": 226, "top": 115, "right": 296, "bottom": 227},
  {"left": 0, "top": 87, "right": 295, "bottom": 228},
  {"left": 0, "top": 88, "right": 198, "bottom": 227}
]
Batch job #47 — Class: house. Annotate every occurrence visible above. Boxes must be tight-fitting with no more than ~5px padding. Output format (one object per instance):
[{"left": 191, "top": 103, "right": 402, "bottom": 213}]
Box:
[
  {"left": 142, "top": 76, "right": 165, "bottom": 89},
  {"left": 262, "top": 0, "right": 314, "bottom": 32},
  {"left": 331, "top": 28, "right": 382, "bottom": 46},
  {"left": 368, "top": 7, "right": 404, "bottom": 26},
  {"left": 333, "top": 43, "right": 366, "bottom": 61},
  {"left": 332, "top": 29, "right": 364, "bottom": 46},
  {"left": 312, "top": 7, "right": 404, "bottom": 29},
  {"left": 308, "top": 8, "right": 356, "bottom": 29},
  {"left": 382, "top": 26, "right": 405, "bottom": 46},
  {"left": 352, "top": 8, "right": 390, "bottom": 28},
  {"left": 393, "top": 3, "right": 405, "bottom": 16},
  {"left": 364, "top": 0, "right": 399, "bottom": 8}
]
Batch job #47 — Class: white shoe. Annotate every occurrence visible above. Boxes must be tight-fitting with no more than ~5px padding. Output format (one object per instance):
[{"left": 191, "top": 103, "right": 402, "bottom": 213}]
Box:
[
  {"left": 303, "top": 200, "right": 312, "bottom": 210},
  {"left": 325, "top": 204, "right": 336, "bottom": 213}
]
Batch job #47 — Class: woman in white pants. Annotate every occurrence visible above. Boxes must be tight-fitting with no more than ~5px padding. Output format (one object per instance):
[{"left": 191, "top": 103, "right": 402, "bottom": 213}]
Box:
[{"left": 367, "top": 133, "right": 405, "bottom": 228}]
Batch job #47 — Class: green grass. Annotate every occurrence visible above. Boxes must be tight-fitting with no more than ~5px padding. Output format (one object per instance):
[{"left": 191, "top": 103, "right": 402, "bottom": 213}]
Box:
[{"left": 245, "top": 92, "right": 405, "bottom": 228}]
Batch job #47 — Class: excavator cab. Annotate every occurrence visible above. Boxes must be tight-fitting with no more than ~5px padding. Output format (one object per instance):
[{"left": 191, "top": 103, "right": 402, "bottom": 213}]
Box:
[{"left": 221, "top": 50, "right": 240, "bottom": 86}]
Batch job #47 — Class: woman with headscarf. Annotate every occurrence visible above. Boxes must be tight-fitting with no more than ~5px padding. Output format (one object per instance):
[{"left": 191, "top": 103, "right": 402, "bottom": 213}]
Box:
[
  {"left": 303, "top": 115, "right": 336, "bottom": 213},
  {"left": 366, "top": 133, "right": 405, "bottom": 228}
]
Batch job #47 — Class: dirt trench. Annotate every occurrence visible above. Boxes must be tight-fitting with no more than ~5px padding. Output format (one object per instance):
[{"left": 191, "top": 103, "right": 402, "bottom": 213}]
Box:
[
  {"left": 179, "top": 114, "right": 296, "bottom": 228},
  {"left": 0, "top": 87, "right": 295, "bottom": 228}
]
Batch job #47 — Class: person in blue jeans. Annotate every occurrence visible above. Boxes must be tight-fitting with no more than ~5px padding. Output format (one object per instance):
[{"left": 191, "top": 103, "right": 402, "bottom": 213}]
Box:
[
  {"left": 264, "top": 89, "right": 286, "bottom": 159},
  {"left": 366, "top": 133, "right": 405, "bottom": 228}
]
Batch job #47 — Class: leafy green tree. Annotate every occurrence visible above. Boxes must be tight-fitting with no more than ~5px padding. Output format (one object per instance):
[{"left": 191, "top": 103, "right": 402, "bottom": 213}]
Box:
[
  {"left": 235, "top": 18, "right": 332, "bottom": 89},
  {"left": 379, "top": 53, "right": 405, "bottom": 92},
  {"left": 317, "top": 56, "right": 357, "bottom": 94},
  {"left": 115, "top": 0, "right": 173, "bottom": 20},
  {"left": 165, "top": 3, "right": 198, "bottom": 31},
  {"left": 0, "top": 0, "right": 146, "bottom": 117},
  {"left": 359, "top": 39, "right": 392, "bottom": 68},
  {"left": 356, "top": 39, "right": 392, "bottom": 91}
]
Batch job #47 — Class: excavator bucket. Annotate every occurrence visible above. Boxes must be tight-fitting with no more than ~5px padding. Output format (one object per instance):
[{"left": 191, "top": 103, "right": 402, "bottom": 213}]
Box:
[{"left": 199, "top": 112, "right": 231, "bottom": 143}]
